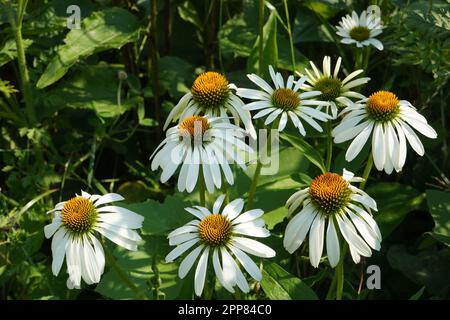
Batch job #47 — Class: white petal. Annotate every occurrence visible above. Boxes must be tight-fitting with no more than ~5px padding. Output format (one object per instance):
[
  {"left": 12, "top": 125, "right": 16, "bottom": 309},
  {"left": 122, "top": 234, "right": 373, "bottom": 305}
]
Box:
[
  {"left": 165, "top": 238, "right": 200, "bottom": 262},
  {"left": 213, "top": 194, "right": 226, "bottom": 214},
  {"left": 194, "top": 247, "right": 209, "bottom": 296},
  {"left": 345, "top": 122, "right": 374, "bottom": 161},
  {"left": 232, "top": 237, "right": 276, "bottom": 258},
  {"left": 222, "top": 198, "right": 245, "bottom": 221},
  {"left": 232, "top": 209, "right": 264, "bottom": 225},
  {"left": 94, "top": 193, "right": 125, "bottom": 207},
  {"left": 179, "top": 245, "right": 204, "bottom": 278},
  {"left": 228, "top": 245, "right": 262, "bottom": 281},
  {"left": 212, "top": 248, "right": 235, "bottom": 293},
  {"left": 309, "top": 214, "right": 325, "bottom": 268},
  {"left": 336, "top": 215, "right": 372, "bottom": 258},
  {"left": 326, "top": 219, "right": 340, "bottom": 267},
  {"left": 44, "top": 220, "right": 62, "bottom": 238}
]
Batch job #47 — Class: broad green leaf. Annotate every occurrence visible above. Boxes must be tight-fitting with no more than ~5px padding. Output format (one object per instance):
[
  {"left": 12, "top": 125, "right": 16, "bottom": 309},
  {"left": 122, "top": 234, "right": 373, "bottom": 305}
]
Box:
[
  {"left": 96, "top": 236, "right": 183, "bottom": 300},
  {"left": 426, "top": 189, "right": 450, "bottom": 245},
  {"left": 387, "top": 244, "right": 450, "bottom": 296},
  {"left": 42, "top": 63, "right": 141, "bottom": 118},
  {"left": 218, "top": 15, "right": 256, "bottom": 57},
  {"left": 368, "top": 183, "right": 424, "bottom": 238},
  {"left": 37, "top": 8, "right": 140, "bottom": 88},
  {"left": 247, "top": 10, "right": 278, "bottom": 77},
  {"left": 159, "top": 56, "right": 195, "bottom": 99},
  {"left": 280, "top": 133, "right": 326, "bottom": 173},
  {"left": 260, "top": 262, "right": 318, "bottom": 300},
  {"left": 177, "top": 0, "right": 203, "bottom": 31},
  {"left": 123, "top": 194, "right": 193, "bottom": 236}
]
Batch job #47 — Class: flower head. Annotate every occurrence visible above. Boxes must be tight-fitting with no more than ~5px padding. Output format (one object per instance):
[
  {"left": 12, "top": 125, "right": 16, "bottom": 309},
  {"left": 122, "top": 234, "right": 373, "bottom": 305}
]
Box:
[
  {"left": 336, "top": 9, "right": 384, "bottom": 50},
  {"left": 298, "top": 56, "right": 370, "bottom": 118},
  {"left": 163, "top": 71, "right": 256, "bottom": 139},
  {"left": 44, "top": 191, "right": 144, "bottom": 289},
  {"left": 165, "top": 195, "right": 275, "bottom": 296},
  {"left": 236, "top": 66, "right": 331, "bottom": 136},
  {"left": 332, "top": 90, "right": 438, "bottom": 174},
  {"left": 284, "top": 169, "right": 382, "bottom": 267},
  {"left": 151, "top": 116, "right": 253, "bottom": 193}
]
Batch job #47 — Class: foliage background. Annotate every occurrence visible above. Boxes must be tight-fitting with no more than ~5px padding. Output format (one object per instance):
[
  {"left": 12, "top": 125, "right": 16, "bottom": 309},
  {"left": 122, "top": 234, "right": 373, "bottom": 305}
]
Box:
[{"left": 0, "top": 0, "right": 449, "bottom": 300}]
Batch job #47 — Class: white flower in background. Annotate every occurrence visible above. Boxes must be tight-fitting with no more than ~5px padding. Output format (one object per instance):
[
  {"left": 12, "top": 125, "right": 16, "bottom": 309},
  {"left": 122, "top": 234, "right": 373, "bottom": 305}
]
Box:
[
  {"left": 236, "top": 66, "right": 331, "bottom": 136},
  {"left": 336, "top": 9, "right": 384, "bottom": 50},
  {"left": 44, "top": 191, "right": 144, "bottom": 289},
  {"left": 165, "top": 195, "right": 275, "bottom": 296},
  {"left": 333, "top": 91, "right": 438, "bottom": 174},
  {"left": 163, "top": 71, "right": 256, "bottom": 139},
  {"left": 284, "top": 170, "right": 382, "bottom": 267},
  {"left": 151, "top": 115, "right": 252, "bottom": 193},
  {"left": 297, "top": 56, "right": 370, "bottom": 119}
]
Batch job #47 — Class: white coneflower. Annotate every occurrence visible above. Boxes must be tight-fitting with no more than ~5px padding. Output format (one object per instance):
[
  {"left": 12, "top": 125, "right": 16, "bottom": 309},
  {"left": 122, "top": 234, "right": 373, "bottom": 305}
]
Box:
[
  {"left": 44, "top": 191, "right": 144, "bottom": 289},
  {"left": 336, "top": 9, "right": 384, "bottom": 50},
  {"left": 297, "top": 56, "right": 370, "bottom": 119},
  {"left": 163, "top": 71, "right": 256, "bottom": 139},
  {"left": 165, "top": 194, "right": 275, "bottom": 296},
  {"left": 332, "top": 90, "right": 438, "bottom": 174},
  {"left": 151, "top": 115, "right": 252, "bottom": 193},
  {"left": 284, "top": 169, "right": 382, "bottom": 267},
  {"left": 236, "top": 66, "right": 331, "bottom": 136}
]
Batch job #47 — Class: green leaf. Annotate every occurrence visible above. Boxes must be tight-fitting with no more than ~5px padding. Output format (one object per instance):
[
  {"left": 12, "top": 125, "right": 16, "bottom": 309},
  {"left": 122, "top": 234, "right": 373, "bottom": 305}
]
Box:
[
  {"left": 37, "top": 8, "right": 140, "bottom": 88},
  {"left": 409, "top": 286, "right": 425, "bottom": 300},
  {"left": 0, "top": 38, "right": 33, "bottom": 67},
  {"left": 247, "top": 10, "right": 278, "bottom": 76},
  {"left": 177, "top": 0, "right": 203, "bottom": 31},
  {"left": 368, "top": 183, "right": 424, "bottom": 238},
  {"left": 387, "top": 244, "right": 450, "bottom": 296},
  {"left": 42, "top": 63, "right": 141, "bottom": 118},
  {"left": 218, "top": 15, "right": 255, "bottom": 58},
  {"left": 426, "top": 189, "right": 450, "bottom": 245},
  {"left": 280, "top": 133, "right": 326, "bottom": 173},
  {"left": 123, "top": 194, "right": 193, "bottom": 236},
  {"left": 96, "top": 236, "right": 183, "bottom": 299},
  {"left": 260, "top": 262, "right": 318, "bottom": 300},
  {"left": 159, "top": 56, "right": 195, "bottom": 99}
]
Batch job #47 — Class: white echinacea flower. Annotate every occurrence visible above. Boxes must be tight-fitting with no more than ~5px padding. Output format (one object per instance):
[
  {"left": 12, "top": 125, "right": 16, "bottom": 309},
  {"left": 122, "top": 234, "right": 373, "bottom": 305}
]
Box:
[
  {"left": 44, "top": 191, "right": 144, "bottom": 289},
  {"left": 151, "top": 115, "right": 252, "bottom": 193},
  {"left": 284, "top": 169, "right": 382, "bottom": 267},
  {"left": 297, "top": 56, "right": 370, "bottom": 119},
  {"left": 165, "top": 195, "right": 275, "bottom": 296},
  {"left": 332, "top": 90, "right": 438, "bottom": 174},
  {"left": 236, "top": 66, "right": 331, "bottom": 136},
  {"left": 163, "top": 71, "right": 256, "bottom": 139},
  {"left": 336, "top": 9, "right": 384, "bottom": 50}
]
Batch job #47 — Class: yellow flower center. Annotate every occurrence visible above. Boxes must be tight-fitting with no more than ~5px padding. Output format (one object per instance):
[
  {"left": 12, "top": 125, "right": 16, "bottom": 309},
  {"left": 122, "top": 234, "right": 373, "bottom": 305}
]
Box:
[
  {"left": 309, "top": 173, "right": 351, "bottom": 215},
  {"left": 191, "top": 72, "right": 230, "bottom": 109},
  {"left": 314, "top": 77, "right": 342, "bottom": 101},
  {"left": 272, "top": 88, "right": 300, "bottom": 111},
  {"left": 61, "top": 197, "right": 97, "bottom": 233},
  {"left": 366, "top": 90, "right": 400, "bottom": 122},
  {"left": 179, "top": 115, "right": 209, "bottom": 137},
  {"left": 349, "top": 26, "right": 370, "bottom": 41},
  {"left": 198, "top": 214, "right": 232, "bottom": 247}
]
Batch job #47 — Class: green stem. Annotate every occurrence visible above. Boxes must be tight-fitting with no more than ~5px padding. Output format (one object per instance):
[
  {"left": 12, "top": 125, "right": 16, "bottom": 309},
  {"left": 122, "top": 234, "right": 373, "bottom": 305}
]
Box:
[
  {"left": 325, "top": 270, "right": 337, "bottom": 300},
  {"left": 325, "top": 119, "right": 333, "bottom": 172},
  {"left": 246, "top": 161, "right": 262, "bottom": 211},
  {"left": 362, "top": 46, "right": 372, "bottom": 74},
  {"left": 8, "top": 0, "right": 35, "bottom": 125},
  {"left": 199, "top": 174, "right": 206, "bottom": 207},
  {"left": 149, "top": 0, "right": 161, "bottom": 139},
  {"left": 335, "top": 244, "right": 347, "bottom": 300},
  {"left": 258, "top": 0, "right": 265, "bottom": 74},
  {"left": 103, "top": 241, "right": 148, "bottom": 300},
  {"left": 359, "top": 154, "right": 374, "bottom": 190},
  {"left": 283, "top": 0, "right": 296, "bottom": 71}
]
